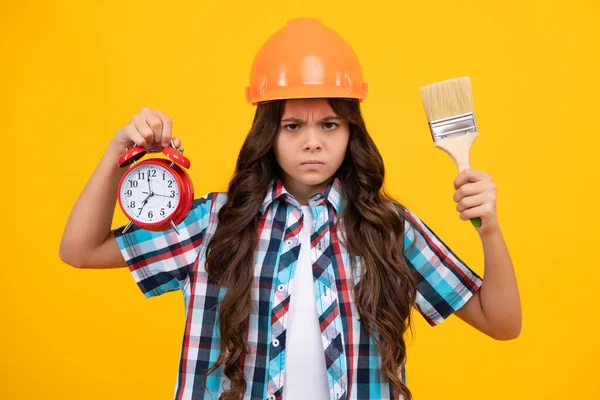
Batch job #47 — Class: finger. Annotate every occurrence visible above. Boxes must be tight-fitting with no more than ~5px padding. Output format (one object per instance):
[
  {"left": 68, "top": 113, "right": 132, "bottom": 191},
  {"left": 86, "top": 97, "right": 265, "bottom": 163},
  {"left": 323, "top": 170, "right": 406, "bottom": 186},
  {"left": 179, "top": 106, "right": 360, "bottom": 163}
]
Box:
[
  {"left": 453, "top": 181, "right": 482, "bottom": 202},
  {"left": 141, "top": 109, "right": 163, "bottom": 145},
  {"left": 454, "top": 169, "right": 473, "bottom": 190},
  {"left": 454, "top": 169, "right": 489, "bottom": 190},
  {"left": 154, "top": 109, "right": 173, "bottom": 147},
  {"left": 171, "top": 137, "right": 181, "bottom": 149},
  {"left": 456, "top": 192, "right": 488, "bottom": 213},
  {"left": 124, "top": 124, "right": 148, "bottom": 147},
  {"left": 454, "top": 180, "right": 497, "bottom": 202},
  {"left": 132, "top": 114, "right": 156, "bottom": 145},
  {"left": 459, "top": 202, "right": 494, "bottom": 221}
]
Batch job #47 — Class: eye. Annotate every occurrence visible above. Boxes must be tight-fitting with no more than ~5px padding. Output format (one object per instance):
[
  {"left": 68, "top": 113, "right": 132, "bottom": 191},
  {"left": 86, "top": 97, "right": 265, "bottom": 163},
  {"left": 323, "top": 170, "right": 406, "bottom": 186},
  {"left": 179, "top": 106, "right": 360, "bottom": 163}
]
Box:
[
  {"left": 323, "top": 122, "right": 338, "bottom": 130},
  {"left": 284, "top": 124, "right": 300, "bottom": 131}
]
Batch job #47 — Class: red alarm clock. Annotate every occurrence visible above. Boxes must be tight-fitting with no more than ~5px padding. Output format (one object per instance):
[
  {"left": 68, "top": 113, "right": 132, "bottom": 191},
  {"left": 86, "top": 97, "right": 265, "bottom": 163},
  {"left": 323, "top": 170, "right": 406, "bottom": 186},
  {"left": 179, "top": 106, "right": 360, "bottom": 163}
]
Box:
[{"left": 117, "top": 140, "right": 193, "bottom": 235}]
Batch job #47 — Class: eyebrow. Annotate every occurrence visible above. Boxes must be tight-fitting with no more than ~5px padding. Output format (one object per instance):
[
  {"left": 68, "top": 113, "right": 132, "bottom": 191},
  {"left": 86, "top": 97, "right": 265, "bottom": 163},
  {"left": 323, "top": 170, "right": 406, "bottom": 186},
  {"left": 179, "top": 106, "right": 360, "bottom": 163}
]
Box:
[{"left": 280, "top": 116, "right": 341, "bottom": 123}]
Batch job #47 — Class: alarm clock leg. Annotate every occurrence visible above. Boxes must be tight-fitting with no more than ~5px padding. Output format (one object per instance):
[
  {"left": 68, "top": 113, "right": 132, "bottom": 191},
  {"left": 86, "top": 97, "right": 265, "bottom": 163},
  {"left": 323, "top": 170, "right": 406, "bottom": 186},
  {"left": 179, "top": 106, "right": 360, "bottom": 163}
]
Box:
[
  {"left": 122, "top": 221, "right": 134, "bottom": 234},
  {"left": 170, "top": 220, "right": 180, "bottom": 235}
]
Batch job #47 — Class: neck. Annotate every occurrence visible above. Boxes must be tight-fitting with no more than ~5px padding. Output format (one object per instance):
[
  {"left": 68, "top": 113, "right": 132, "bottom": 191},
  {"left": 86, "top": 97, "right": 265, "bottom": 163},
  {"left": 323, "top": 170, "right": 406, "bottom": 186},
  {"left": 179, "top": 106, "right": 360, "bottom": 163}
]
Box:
[{"left": 281, "top": 174, "right": 333, "bottom": 206}]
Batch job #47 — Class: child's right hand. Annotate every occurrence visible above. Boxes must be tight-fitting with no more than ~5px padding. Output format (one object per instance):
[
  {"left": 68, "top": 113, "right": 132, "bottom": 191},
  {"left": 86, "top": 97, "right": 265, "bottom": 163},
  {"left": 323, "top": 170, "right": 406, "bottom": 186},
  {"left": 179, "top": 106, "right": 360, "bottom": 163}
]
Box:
[{"left": 111, "top": 107, "right": 182, "bottom": 152}]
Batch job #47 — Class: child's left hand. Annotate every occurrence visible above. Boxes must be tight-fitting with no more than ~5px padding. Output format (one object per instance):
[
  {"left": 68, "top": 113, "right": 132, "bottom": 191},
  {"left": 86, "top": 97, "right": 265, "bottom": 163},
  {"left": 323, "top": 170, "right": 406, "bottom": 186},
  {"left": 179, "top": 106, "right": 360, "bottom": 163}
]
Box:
[{"left": 453, "top": 168, "right": 501, "bottom": 236}]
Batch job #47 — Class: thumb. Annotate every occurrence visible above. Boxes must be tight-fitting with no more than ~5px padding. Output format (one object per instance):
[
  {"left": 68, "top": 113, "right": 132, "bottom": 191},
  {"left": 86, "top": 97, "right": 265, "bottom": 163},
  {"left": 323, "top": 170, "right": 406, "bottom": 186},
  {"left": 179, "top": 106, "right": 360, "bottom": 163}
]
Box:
[{"left": 171, "top": 137, "right": 182, "bottom": 149}]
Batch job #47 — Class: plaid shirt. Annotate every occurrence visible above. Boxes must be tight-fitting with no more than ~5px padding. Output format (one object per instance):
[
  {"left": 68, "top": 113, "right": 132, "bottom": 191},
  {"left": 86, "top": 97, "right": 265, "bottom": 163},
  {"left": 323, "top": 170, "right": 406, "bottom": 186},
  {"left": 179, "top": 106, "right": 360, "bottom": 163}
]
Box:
[{"left": 113, "top": 176, "right": 482, "bottom": 400}]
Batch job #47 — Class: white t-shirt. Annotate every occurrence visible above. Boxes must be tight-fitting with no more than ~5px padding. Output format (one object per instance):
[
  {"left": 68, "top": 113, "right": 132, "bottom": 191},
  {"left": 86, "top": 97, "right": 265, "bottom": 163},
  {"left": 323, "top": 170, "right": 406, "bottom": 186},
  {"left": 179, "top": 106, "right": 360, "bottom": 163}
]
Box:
[{"left": 283, "top": 205, "right": 330, "bottom": 400}]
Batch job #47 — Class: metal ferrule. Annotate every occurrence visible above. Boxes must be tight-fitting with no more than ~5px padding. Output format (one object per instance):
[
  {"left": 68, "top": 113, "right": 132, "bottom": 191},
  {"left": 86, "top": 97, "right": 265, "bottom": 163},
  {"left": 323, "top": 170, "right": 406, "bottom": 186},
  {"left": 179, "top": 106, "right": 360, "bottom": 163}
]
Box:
[{"left": 428, "top": 112, "right": 477, "bottom": 141}]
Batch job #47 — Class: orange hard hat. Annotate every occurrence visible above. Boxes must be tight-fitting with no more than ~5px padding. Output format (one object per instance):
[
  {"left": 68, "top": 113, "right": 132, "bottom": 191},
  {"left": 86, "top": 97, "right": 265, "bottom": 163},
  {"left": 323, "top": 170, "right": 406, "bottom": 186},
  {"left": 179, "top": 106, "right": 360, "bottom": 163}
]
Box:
[{"left": 245, "top": 18, "right": 369, "bottom": 105}]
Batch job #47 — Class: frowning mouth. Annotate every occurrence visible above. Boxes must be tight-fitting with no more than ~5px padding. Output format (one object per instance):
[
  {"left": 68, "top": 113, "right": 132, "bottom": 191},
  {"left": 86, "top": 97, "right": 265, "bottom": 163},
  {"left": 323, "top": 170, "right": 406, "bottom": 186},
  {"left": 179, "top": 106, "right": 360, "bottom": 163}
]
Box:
[
  {"left": 301, "top": 161, "right": 324, "bottom": 170},
  {"left": 301, "top": 160, "right": 324, "bottom": 165}
]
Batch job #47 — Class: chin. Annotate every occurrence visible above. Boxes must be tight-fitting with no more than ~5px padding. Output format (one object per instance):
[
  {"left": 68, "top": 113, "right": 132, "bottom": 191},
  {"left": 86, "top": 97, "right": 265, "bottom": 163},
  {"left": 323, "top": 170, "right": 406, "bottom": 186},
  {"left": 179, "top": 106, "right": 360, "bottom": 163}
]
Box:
[{"left": 292, "top": 172, "right": 334, "bottom": 186}]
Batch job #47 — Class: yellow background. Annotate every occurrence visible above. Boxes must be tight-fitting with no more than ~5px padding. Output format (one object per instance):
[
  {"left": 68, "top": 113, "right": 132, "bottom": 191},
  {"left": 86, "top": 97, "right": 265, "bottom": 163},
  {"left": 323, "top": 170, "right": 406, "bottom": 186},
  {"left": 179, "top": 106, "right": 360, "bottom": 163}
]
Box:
[{"left": 2, "top": 0, "right": 599, "bottom": 399}]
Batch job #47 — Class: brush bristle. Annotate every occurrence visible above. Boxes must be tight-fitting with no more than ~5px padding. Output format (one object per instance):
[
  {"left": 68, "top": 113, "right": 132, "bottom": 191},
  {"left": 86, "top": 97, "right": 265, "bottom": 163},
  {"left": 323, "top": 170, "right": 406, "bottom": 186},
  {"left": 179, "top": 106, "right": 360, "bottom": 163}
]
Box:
[{"left": 420, "top": 77, "right": 474, "bottom": 122}]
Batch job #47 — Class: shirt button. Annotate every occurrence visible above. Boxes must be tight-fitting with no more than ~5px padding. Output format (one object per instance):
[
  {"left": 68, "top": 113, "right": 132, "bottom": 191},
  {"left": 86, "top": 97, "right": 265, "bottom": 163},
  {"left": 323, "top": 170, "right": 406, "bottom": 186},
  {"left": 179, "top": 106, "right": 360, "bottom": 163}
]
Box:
[
  {"left": 272, "top": 338, "right": 280, "bottom": 347},
  {"left": 277, "top": 284, "right": 285, "bottom": 292},
  {"left": 268, "top": 395, "right": 276, "bottom": 400},
  {"left": 285, "top": 239, "right": 293, "bottom": 246}
]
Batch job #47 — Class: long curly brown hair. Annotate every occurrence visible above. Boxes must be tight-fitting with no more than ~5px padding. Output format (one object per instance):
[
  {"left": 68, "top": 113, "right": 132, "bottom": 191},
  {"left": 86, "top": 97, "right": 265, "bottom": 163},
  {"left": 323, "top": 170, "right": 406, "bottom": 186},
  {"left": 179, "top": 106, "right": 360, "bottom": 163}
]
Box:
[{"left": 202, "top": 98, "right": 417, "bottom": 399}]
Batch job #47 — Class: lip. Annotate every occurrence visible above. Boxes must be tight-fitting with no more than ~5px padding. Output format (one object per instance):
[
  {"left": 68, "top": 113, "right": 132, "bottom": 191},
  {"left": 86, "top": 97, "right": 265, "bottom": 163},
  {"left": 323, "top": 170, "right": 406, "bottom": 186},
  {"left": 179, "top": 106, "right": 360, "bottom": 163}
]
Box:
[
  {"left": 301, "top": 161, "right": 324, "bottom": 170},
  {"left": 301, "top": 160, "right": 324, "bottom": 165}
]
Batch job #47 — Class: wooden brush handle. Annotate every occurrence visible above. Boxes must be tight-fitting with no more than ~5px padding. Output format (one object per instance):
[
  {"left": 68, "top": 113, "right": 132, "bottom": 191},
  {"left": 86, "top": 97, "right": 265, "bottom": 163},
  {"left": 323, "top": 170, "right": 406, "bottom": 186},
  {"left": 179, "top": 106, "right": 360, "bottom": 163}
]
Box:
[{"left": 434, "top": 131, "right": 482, "bottom": 228}]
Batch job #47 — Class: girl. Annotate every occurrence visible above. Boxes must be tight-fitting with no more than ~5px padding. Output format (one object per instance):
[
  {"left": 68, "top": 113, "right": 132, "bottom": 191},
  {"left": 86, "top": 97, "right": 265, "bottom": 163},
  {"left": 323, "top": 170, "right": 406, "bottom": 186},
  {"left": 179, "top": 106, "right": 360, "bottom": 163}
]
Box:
[{"left": 60, "top": 18, "right": 521, "bottom": 400}]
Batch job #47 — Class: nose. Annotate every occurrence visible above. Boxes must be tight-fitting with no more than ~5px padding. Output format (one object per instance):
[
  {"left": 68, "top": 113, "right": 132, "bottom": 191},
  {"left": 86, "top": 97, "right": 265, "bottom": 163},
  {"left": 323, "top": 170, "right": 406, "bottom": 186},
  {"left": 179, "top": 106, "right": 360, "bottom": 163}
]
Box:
[{"left": 303, "top": 127, "right": 322, "bottom": 151}]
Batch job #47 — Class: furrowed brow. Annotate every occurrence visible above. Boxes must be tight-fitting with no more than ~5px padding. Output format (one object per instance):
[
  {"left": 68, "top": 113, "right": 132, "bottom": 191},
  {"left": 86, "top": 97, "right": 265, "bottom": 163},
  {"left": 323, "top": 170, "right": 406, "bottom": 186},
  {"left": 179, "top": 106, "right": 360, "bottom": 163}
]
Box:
[{"left": 280, "top": 115, "right": 341, "bottom": 123}]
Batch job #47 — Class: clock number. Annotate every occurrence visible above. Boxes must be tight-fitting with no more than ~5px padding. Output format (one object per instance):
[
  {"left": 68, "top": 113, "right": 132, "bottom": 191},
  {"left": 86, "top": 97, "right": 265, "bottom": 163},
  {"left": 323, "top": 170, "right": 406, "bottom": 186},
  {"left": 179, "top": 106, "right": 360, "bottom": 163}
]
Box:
[
  {"left": 138, "top": 171, "right": 145, "bottom": 180},
  {"left": 170, "top": 190, "right": 175, "bottom": 198},
  {"left": 129, "top": 201, "right": 135, "bottom": 208},
  {"left": 168, "top": 180, "right": 173, "bottom": 188},
  {"left": 148, "top": 211, "right": 153, "bottom": 219},
  {"left": 126, "top": 190, "right": 132, "bottom": 197},
  {"left": 128, "top": 180, "right": 138, "bottom": 188},
  {"left": 150, "top": 170, "right": 157, "bottom": 178},
  {"left": 167, "top": 201, "right": 172, "bottom": 208},
  {"left": 160, "top": 208, "right": 165, "bottom": 217}
]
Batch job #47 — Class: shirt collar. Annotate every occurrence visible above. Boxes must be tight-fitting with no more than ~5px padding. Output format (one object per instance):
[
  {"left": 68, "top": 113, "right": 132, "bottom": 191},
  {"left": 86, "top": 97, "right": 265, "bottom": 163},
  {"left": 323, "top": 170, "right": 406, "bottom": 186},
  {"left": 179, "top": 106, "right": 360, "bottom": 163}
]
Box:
[{"left": 259, "top": 175, "right": 344, "bottom": 214}]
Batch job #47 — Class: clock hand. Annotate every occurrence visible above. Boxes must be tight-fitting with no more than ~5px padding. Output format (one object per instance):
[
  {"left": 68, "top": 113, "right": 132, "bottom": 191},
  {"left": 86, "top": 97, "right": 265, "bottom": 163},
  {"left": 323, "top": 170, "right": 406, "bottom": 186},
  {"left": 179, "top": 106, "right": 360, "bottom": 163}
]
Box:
[
  {"left": 140, "top": 192, "right": 152, "bottom": 203},
  {"left": 137, "top": 193, "right": 152, "bottom": 216},
  {"left": 147, "top": 173, "right": 153, "bottom": 194},
  {"left": 142, "top": 192, "right": 173, "bottom": 198},
  {"left": 138, "top": 174, "right": 155, "bottom": 218},
  {"left": 137, "top": 199, "right": 148, "bottom": 216}
]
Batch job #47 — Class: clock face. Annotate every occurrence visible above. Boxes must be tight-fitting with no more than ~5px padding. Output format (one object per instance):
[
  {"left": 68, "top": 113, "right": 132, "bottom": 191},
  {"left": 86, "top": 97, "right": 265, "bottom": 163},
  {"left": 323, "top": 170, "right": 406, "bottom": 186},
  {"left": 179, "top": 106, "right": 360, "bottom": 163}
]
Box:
[{"left": 119, "top": 163, "right": 180, "bottom": 224}]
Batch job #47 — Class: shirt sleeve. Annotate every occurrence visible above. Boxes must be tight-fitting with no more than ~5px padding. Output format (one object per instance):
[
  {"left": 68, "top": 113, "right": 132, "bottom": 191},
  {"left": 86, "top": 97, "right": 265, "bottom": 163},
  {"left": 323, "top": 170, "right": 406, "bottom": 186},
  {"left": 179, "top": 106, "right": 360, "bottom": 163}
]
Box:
[
  {"left": 112, "top": 192, "right": 215, "bottom": 298},
  {"left": 402, "top": 207, "right": 483, "bottom": 326}
]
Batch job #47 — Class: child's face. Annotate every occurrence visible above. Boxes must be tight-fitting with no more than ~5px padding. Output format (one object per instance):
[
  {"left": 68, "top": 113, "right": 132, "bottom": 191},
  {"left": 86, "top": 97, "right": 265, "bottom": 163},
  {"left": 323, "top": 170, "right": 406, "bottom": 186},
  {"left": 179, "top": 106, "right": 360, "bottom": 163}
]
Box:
[{"left": 273, "top": 98, "right": 350, "bottom": 202}]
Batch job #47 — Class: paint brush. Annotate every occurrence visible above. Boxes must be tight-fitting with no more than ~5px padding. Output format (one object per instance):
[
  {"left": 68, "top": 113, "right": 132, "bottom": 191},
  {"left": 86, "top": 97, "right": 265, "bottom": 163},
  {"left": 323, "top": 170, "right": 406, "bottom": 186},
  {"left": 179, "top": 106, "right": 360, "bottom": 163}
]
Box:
[{"left": 420, "top": 76, "right": 482, "bottom": 227}]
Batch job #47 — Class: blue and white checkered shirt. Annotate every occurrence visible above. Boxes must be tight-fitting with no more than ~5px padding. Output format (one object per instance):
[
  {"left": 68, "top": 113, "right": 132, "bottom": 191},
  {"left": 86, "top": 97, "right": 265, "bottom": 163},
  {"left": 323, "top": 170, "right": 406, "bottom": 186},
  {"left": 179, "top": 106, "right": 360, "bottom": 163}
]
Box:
[{"left": 113, "top": 176, "right": 483, "bottom": 400}]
